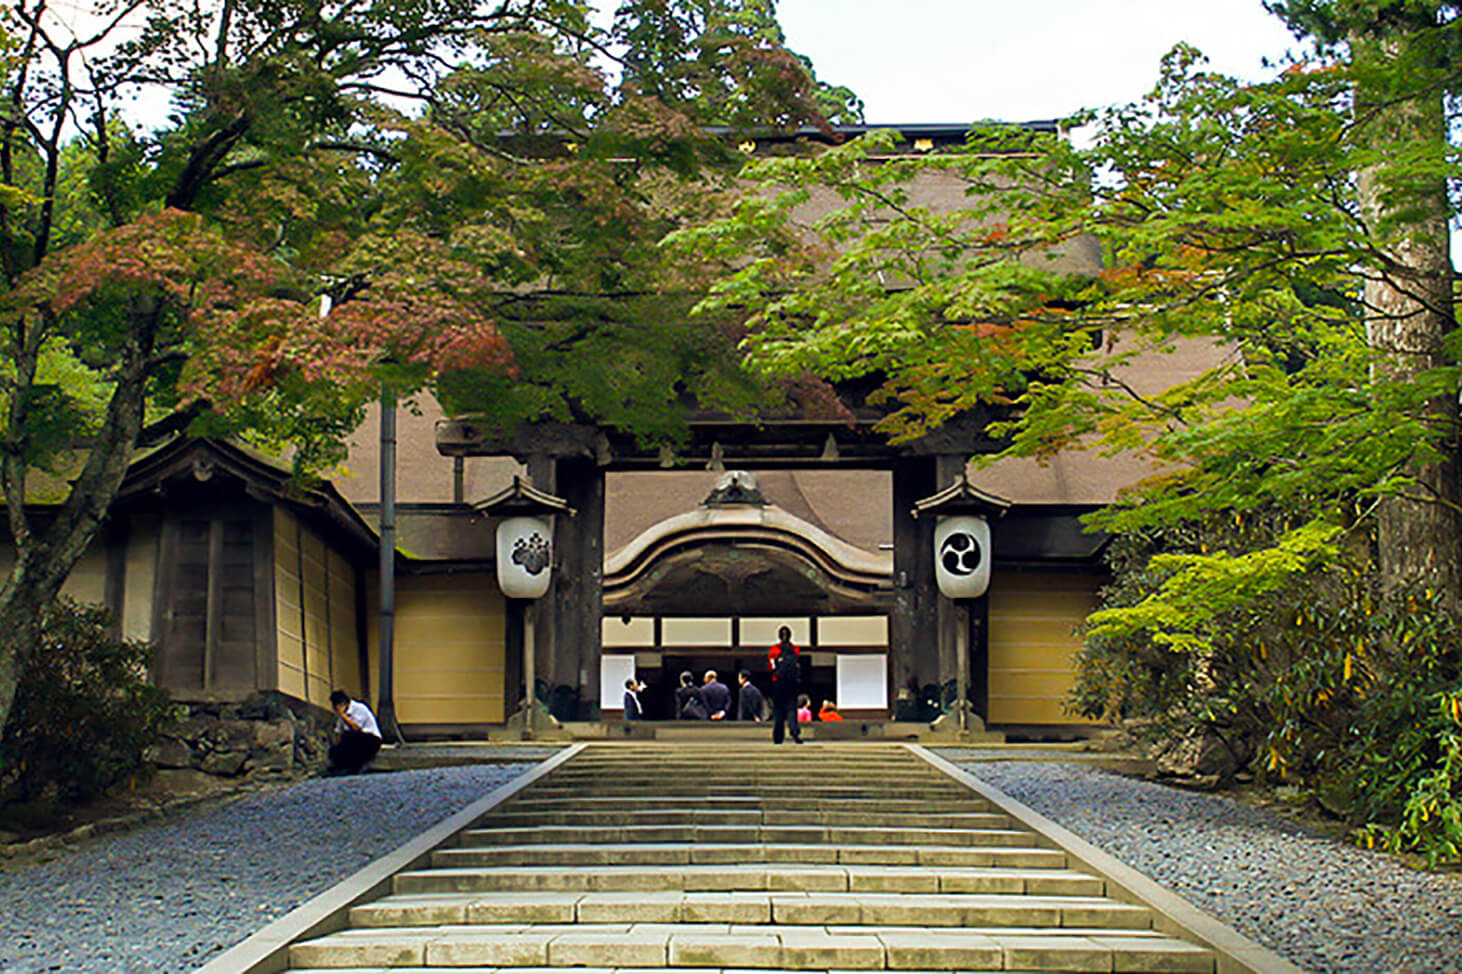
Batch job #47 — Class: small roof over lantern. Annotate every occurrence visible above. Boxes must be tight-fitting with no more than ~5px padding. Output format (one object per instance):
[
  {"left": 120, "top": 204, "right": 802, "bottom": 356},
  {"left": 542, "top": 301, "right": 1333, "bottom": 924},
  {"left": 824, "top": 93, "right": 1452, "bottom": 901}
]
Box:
[
  {"left": 474, "top": 475, "right": 576, "bottom": 518},
  {"left": 912, "top": 473, "right": 1012, "bottom": 520}
]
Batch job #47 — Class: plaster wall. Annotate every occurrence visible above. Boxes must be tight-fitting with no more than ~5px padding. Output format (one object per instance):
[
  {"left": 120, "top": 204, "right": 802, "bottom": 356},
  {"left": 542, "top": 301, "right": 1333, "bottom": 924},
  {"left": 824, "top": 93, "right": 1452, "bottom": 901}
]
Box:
[
  {"left": 987, "top": 571, "right": 1100, "bottom": 725},
  {"left": 365, "top": 571, "right": 507, "bottom": 724},
  {"left": 122, "top": 514, "right": 160, "bottom": 642}
]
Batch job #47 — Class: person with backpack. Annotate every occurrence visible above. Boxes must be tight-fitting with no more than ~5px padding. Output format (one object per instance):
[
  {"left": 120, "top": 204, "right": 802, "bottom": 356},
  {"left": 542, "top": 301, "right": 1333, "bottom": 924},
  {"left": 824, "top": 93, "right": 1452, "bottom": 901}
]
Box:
[
  {"left": 768, "top": 625, "right": 803, "bottom": 744},
  {"left": 675, "top": 670, "right": 708, "bottom": 720}
]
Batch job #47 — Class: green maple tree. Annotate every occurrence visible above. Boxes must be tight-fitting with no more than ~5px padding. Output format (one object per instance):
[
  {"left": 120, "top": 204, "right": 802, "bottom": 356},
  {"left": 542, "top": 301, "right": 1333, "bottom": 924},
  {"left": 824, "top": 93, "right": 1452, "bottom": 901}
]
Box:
[
  {"left": 676, "top": 2, "right": 1462, "bottom": 858},
  {"left": 0, "top": 0, "right": 858, "bottom": 737}
]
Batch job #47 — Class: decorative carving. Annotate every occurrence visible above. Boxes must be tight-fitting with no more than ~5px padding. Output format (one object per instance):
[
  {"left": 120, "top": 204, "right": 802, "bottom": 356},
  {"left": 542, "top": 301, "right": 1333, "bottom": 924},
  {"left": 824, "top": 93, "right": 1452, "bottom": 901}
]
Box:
[{"left": 703, "top": 470, "right": 768, "bottom": 507}]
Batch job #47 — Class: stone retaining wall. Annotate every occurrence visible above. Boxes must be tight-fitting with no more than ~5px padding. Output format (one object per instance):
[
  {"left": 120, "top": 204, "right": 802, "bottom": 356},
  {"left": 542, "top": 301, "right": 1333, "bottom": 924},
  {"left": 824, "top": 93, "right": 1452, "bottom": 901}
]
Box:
[{"left": 147, "top": 692, "right": 334, "bottom": 780}]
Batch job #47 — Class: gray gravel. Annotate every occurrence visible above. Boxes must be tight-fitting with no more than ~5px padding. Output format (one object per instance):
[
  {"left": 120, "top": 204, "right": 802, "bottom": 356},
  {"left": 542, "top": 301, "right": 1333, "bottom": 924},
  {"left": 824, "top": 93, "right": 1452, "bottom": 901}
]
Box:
[
  {"left": 0, "top": 763, "right": 531, "bottom": 973},
  {"left": 947, "top": 758, "right": 1462, "bottom": 974}
]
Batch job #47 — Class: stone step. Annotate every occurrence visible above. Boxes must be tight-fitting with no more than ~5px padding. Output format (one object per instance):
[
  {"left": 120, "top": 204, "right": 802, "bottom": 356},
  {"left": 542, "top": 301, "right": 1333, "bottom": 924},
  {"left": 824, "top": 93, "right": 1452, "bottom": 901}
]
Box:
[
  {"left": 561, "top": 754, "right": 923, "bottom": 760},
  {"left": 546, "top": 769, "right": 947, "bottom": 781},
  {"left": 477, "top": 810, "right": 1011, "bottom": 830},
  {"left": 287, "top": 923, "right": 1213, "bottom": 971},
  {"left": 549, "top": 761, "right": 939, "bottom": 774},
  {"left": 557, "top": 758, "right": 932, "bottom": 767},
  {"left": 535, "top": 780, "right": 960, "bottom": 794},
  {"left": 522, "top": 785, "right": 974, "bottom": 801},
  {"left": 287, "top": 968, "right": 1128, "bottom": 974},
  {"left": 432, "top": 842, "right": 1070, "bottom": 870},
  {"left": 390, "top": 864, "right": 1104, "bottom": 896},
  {"left": 357, "top": 890, "right": 1150, "bottom": 929},
  {"left": 271, "top": 746, "right": 1219, "bottom": 974},
  {"left": 565, "top": 750, "right": 919, "bottom": 760},
  {"left": 455, "top": 824, "right": 1045, "bottom": 848},
  {"left": 503, "top": 796, "right": 992, "bottom": 814}
]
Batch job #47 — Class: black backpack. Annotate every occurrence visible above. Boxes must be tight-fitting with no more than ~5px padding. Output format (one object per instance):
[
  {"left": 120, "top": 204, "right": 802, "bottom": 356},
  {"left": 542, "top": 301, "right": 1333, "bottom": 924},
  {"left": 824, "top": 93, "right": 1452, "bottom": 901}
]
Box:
[
  {"left": 679, "top": 690, "right": 708, "bottom": 720},
  {"left": 773, "top": 649, "right": 800, "bottom": 686}
]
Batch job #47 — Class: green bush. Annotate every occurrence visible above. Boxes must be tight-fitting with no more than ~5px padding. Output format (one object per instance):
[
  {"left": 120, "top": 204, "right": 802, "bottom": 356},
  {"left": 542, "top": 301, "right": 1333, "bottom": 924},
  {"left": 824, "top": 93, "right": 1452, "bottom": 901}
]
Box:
[
  {"left": 1075, "top": 514, "right": 1462, "bottom": 867},
  {"left": 0, "top": 598, "right": 175, "bottom": 804}
]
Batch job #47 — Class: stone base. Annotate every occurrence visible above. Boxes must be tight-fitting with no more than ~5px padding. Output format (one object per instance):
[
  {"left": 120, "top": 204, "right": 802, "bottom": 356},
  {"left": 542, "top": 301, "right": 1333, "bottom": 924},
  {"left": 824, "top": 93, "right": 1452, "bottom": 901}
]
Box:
[
  {"left": 493, "top": 705, "right": 572, "bottom": 742},
  {"left": 148, "top": 692, "right": 333, "bottom": 782}
]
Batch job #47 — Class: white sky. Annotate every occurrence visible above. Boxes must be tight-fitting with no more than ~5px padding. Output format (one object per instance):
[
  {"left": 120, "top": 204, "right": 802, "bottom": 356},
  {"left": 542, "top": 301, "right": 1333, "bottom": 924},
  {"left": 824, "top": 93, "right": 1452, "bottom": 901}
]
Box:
[{"left": 774, "top": 0, "right": 1303, "bottom": 124}]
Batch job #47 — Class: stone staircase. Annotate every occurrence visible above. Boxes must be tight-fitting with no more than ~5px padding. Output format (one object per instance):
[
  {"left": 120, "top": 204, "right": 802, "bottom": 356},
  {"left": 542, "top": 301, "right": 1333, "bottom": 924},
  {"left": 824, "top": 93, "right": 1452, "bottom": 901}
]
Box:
[{"left": 284, "top": 743, "right": 1214, "bottom": 972}]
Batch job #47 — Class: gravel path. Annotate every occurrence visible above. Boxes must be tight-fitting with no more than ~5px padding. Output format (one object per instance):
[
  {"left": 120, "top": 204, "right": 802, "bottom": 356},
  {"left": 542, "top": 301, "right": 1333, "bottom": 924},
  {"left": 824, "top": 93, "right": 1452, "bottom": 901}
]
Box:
[
  {"left": 0, "top": 763, "right": 531, "bottom": 973},
  {"left": 947, "top": 757, "right": 1462, "bottom": 974}
]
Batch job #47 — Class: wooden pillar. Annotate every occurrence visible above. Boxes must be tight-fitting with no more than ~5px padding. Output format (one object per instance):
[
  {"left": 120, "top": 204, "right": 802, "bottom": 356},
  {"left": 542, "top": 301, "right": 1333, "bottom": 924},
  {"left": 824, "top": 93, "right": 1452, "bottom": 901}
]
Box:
[
  {"left": 934, "top": 454, "right": 966, "bottom": 701},
  {"left": 504, "top": 597, "right": 526, "bottom": 719},
  {"left": 891, "top": 456, "right": 938, "bottom": 718},
  {"left": 555, "top": 456, "right": 605, "bottom": 720},
  {"left": 969, "top": 592, "right": 990, "bottom": 721}
]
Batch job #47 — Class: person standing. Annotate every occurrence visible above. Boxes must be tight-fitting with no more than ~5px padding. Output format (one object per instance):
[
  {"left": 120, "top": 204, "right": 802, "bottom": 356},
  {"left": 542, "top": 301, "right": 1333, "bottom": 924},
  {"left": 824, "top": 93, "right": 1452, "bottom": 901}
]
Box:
[
  {"left": 328, "top": 689, "right": 383, "bottom": 775},
  {"left": 768, "top": 625, "right": 803, "bottom": 744},
  {"left": 676, "top": 670, "right": 708, "bottom": 720},
  {"left": 736, "top": 670, "right": 767, "bottom": 722},
  {"left": 623, "top": 677, "right": 644, "bottom": 720},
  {"left": 702, "top": 669, "right": 731, "bottom": 720}
]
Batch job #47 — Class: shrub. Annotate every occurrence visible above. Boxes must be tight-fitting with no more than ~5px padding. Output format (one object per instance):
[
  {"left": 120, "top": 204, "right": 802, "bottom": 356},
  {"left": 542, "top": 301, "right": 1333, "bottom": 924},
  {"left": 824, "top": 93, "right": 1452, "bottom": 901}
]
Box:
[
  {"left": 0, "top": 598, "right": 175, "bottom": 804},
  {"left": 1074, "top": 514, "right": 1462, "bottom": 867}
]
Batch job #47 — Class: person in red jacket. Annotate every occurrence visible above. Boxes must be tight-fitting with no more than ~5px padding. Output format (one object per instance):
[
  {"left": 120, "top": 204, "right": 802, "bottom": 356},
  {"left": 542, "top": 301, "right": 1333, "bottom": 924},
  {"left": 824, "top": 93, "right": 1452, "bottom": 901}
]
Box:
[{"left": 768, "top": 626, "right": 803, "bottom": 744}]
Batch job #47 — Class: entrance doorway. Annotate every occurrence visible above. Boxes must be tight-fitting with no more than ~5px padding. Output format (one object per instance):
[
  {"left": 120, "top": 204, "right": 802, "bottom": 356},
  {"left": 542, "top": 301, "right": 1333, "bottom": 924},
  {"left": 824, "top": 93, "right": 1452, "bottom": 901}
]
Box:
[{"left": 640, "top": 651, "right": 837, "bottom": 723}]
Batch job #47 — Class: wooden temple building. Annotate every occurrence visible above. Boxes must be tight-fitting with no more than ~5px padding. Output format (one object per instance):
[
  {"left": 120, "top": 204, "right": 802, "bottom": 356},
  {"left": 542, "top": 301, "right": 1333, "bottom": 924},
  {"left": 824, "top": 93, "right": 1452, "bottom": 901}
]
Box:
[{"left": 3, "top": 125, "right": 1224, "bottom": 738}]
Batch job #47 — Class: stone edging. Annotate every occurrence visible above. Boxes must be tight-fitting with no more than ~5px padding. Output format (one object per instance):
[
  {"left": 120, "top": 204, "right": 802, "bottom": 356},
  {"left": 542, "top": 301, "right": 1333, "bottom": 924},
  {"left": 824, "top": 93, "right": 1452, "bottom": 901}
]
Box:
[
  {"left": 908, "top": 744, "right": 1306, "bottom": 974},
  {"left": 1, "top": 783, "right": 275, "bottom": 865},
  {"left": 193, "top": 741, "right": 588, "bottom": 974}
]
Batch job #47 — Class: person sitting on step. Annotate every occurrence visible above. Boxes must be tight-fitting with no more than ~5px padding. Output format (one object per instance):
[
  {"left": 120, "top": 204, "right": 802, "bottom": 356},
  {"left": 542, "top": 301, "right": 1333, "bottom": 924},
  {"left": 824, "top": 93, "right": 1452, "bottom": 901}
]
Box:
[
  {"left": 796, "top": 693, "right": 812, "bottom": 723},
  {"left": 818, "top": 699, "right": 844, "bottom": 722},
  {"left": 328, "top": 689, "right": 382, "bottom": 775}
]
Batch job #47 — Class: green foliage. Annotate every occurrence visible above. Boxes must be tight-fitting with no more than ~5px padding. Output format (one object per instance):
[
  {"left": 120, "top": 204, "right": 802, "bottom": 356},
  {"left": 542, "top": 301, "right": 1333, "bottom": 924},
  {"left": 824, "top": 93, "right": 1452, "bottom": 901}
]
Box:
[
  {"left": 0, "top": 600, "right": 175, "bottom": 804},
  {"left": 1, "top": 0, "right": 859, "bottom": 490},
  {"left": 1076, "top": 515, "right": 1462, "bottom": 865},
  {"left": 679, "top": 3, "right": 1462, "bottom": 864},
  {"left": 0, "top": 0, "right": 865, "bottom": 739}
]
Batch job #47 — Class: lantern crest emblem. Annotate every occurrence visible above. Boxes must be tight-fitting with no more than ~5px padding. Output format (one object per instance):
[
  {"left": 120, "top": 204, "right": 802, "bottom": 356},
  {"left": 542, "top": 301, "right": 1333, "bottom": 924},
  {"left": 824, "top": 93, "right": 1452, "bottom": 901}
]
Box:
[{"left": 512, "top": 533, "right": 552, "bottom": 575}]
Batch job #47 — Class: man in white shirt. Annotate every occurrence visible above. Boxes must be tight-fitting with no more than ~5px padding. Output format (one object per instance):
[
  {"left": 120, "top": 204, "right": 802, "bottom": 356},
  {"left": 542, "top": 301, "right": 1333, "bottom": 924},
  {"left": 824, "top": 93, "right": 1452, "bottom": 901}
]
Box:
[{"left": 328, "top": 689, "right": 382, "bottom": 775}]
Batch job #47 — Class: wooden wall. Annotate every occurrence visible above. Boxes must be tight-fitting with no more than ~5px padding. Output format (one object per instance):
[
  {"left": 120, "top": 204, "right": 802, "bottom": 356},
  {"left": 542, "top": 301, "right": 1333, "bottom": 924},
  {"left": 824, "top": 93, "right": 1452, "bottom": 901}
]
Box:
[
  {"left": 365, "top": 571, "right": 507, "bottom": 725},
  {"left": 987, "top": 571, "right": 1100, "bottom": 725},
  {"left": 274, "top": 509, "right": 362, "bottom": 707}
]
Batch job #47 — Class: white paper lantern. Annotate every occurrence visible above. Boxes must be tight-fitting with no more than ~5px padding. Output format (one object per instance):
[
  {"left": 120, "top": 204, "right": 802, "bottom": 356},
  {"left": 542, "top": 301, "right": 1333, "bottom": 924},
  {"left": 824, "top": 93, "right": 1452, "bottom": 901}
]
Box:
[
  {"left": 497, "top": 515, "right": 553, "bottom": 599},
  {"left": 934, "top": 515, "right": 991, "bottom": 600}
]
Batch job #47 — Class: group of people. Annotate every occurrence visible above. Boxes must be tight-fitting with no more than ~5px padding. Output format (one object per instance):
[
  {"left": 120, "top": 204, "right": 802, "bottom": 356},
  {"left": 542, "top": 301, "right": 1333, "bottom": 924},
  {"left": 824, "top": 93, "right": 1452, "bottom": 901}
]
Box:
[
  {"left": 622, "top": 625, "right": 842, "bottom": 744},
  {"left": 326, "top": 627, "right": 849, "bottom": 773}
]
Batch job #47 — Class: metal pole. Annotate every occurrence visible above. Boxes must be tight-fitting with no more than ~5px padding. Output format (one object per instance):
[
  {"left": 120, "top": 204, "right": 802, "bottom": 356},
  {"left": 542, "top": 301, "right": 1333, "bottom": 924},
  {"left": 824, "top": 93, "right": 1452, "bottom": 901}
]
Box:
[
  {"left": 376, "top": 390, "right": 402, "bottom": 742},
  {"left": 524, "top": 608, "right": 536, "bottom": 739},
  {"left": 956, "top": 600, "right": 969, "bottom": 734}
]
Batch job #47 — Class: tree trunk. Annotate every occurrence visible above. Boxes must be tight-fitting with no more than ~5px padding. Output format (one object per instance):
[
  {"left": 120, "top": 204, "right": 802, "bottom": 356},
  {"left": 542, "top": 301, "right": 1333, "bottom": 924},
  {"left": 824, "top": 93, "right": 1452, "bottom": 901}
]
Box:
[
  {"left": 0, "top": 319, "right": 151, "bottom": 733},
  {"left": 1355, "top": 29, "right": 1461, "bottom": 605},
  {"left": 0, "top": 577, "right": 49, "bottom": 740}
]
